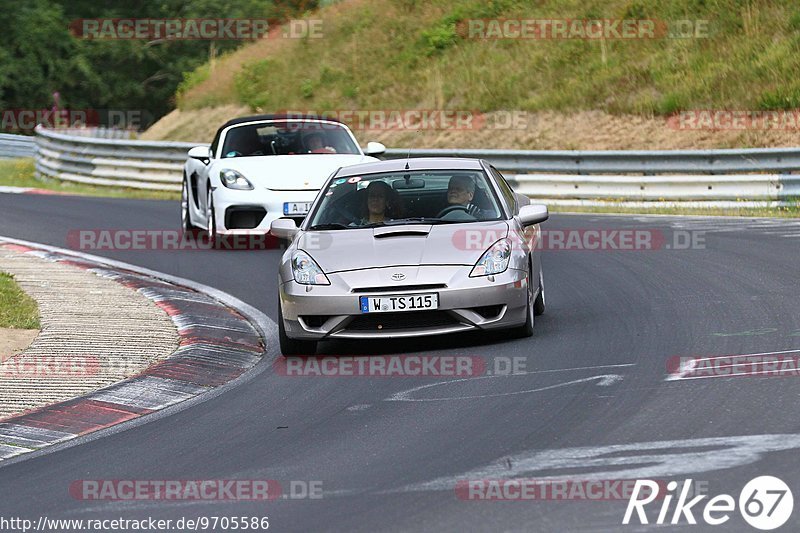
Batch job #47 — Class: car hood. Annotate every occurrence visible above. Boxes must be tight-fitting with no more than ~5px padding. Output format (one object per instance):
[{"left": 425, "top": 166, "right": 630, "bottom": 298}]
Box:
[
  {"left": 214, "top": 154, "right": 376, "bottom": 191},
  {"left": 297, "top": 221, "right": 510, "bottom": 273}
]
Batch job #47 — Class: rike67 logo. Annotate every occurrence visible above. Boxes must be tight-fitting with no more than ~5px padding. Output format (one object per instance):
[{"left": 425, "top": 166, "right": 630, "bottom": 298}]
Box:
[{"left": 623, "top": 476, "right": 793, "bottom": 530}]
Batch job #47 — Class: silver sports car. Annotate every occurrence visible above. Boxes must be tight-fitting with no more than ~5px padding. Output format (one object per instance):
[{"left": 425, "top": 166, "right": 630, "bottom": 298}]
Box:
[{"left": 270, "top": 157, "right": 548, "bottom": 355}]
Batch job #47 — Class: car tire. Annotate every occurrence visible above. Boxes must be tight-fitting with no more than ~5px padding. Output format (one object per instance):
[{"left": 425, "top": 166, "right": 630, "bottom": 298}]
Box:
[
  {"left": 181, "top": 178, "right": 199, "bottom": 233},
  {"left": 534, "top": 267, "right": 546, "bottom": 316},
  {"left": 515, "top": 265, "right": 535, "bottom": 338},
  {"left": 278, "top": 300, "right": 318, "bottom": 356}
]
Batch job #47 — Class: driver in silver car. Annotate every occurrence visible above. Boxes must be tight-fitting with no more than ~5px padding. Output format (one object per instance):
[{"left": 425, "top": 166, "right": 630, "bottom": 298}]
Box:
[{"left": 446, "top": 174, "right": 482, "bottom": 217}]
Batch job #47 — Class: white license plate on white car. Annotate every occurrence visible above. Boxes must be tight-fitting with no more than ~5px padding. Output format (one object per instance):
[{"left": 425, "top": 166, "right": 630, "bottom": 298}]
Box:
[
  {"left": 283, "top": 202, "right": 312, "bottom": 215},
  {"left": 359, "top": 294, "right": 439, "bottom": 313}
]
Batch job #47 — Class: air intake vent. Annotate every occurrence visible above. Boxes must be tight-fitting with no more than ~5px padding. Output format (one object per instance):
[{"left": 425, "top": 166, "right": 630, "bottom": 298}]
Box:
[
  {"left": 471, "top": 305, "right": 504, "bottom": 320},
  {"left": 345, "top": 311, "right": 458, "bottom": 331},
  {"left": 373, "top": 231, "right": 430, "bottom": 239},
  {"left": 225, "top": 207, "right": 266, "bottom": 230},
  {"left": 299, "top": 315, "right": 330, "bottom": 328}
]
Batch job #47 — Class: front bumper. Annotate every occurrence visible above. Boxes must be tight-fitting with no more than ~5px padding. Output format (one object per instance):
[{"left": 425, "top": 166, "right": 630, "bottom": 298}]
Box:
[
  {"left": 213, "top": 187, "right": 318, "bottom": 235},
  {"left": 280, "top": 265, "right": 530, "bottom": 340}
]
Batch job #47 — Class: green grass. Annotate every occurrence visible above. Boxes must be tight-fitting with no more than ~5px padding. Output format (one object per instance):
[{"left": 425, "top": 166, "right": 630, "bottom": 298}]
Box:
[
  {"left": 178, "top": 0, "right": 800, "bottom": 116},
  {"left": 0, "top": 273, "right": 39, "bottom": 330},
  {"left": 0, "top": 159, "right": 179, "bottom": 201}
]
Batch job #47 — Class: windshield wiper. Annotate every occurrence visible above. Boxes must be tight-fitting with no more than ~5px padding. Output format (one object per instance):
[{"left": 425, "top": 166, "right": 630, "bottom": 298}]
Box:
[
  {"left": 383, "top": 217, "right": 468, "bottom": 226},
  {"left": 383, "top": 217, "right": 439, "bottom": 225},
  {"left": 307, "top": 223, "right": 350, "bottom": 231}
]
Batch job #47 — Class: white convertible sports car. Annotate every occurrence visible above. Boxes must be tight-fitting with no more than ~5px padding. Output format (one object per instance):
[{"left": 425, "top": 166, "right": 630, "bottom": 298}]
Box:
[{"left": 182, "top": 114, "right": 386, "bottom": 240}]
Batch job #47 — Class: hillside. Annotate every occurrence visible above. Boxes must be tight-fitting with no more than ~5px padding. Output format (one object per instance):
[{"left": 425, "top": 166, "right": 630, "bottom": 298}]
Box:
[{"left": 144, "top": 0, "right": 800, "bottom": 149}]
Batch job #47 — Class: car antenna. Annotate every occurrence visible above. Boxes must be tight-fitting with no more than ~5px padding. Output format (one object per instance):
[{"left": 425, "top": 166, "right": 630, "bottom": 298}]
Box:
[{"left": 404, "top": 126, "right": 420, "bottom": 170}]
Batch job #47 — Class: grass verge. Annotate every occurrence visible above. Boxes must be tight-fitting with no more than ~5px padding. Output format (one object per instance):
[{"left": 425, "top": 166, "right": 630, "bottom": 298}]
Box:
[
  {"left": 0, "top": 159, "right": 180, "bottom": 201},
  {"left": 0, "top": 272, "right": 39, "bottom": 330}
]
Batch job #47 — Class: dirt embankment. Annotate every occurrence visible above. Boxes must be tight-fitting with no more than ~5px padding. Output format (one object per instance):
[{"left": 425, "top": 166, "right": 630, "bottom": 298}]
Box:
[{"left": 141, "top": 107, "right": 800, "bottom": 150}]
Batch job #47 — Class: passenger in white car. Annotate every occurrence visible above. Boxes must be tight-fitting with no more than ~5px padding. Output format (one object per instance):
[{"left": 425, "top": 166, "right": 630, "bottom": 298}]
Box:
[{"left": 304, "top": 133, "right": 336, "bottom": 154}]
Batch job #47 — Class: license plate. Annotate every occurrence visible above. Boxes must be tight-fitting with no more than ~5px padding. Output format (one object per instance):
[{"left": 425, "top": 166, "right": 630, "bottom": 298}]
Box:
[
  {"left": 284, "top": 201, "right": 312, "bottom": 215},
  {"left": 359, "top": 293, "right": 439, "bottom": 313}
]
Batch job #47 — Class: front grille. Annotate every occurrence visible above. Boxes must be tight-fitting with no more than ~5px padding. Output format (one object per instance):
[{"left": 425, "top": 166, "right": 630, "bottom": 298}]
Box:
[
  {"left": 352, "top": 284, "right": 446, "bottom": 293},
  {"left": 225, "top": 207, "right": 266, "bottom": 229},
  {"left": 345, "top": 311, "right": 460, "bottom": 331}
]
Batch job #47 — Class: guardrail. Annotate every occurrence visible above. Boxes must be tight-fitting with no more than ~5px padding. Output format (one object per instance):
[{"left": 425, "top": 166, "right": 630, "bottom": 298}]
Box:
[
  {"left": 1, "top": 127, "right": 796, "bottom": 205},
  {"left": 507, "top": 173, "right": 799, "bottom": 203},
  {"left": 0, "top": 133, "right": 36, "bottom": 159},
  {"left": 53, "top": 127, "right": 136, "bottom": 139},
  {"left": 35, "top": 126, "right": 197, "bottom": 191},
  {"left": 383, "top": 148, "right": 800, "bottom": 175},
  {"left": 383, "top": 149, "right": 800, "bottom": 205}
]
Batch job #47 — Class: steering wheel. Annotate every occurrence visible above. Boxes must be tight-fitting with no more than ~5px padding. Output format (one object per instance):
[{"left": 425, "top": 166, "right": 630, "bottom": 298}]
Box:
[{"left": 436, "top": 204, "right": 470, "bottom": 218}]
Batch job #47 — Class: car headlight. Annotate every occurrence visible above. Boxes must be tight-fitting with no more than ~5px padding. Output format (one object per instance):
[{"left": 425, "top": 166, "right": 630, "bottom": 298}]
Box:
[
  {"left": 291, "top": 250, "right": 330, "bottom": 285},
  {"left": 470, "top": 238, "right": 512, "bottom": 277},
  {"left": 219, "top": 169, "right": 254, "bottom": 190}
]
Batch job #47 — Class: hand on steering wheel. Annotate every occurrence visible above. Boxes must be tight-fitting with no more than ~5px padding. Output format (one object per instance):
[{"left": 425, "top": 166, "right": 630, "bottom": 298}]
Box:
[{"left": 436, "top": 204, "right": 470, "bottom": 218}]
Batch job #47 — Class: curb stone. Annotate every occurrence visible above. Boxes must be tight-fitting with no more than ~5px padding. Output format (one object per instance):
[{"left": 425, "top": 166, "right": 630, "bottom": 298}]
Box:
[{"left": 0, "top": 240, "right": 266, "bottom": 461}]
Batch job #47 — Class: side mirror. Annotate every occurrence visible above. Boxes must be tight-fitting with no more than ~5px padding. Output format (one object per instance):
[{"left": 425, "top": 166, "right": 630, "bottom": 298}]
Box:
[
  {"left": 518, "top": 204, "right": 548, "bottom": 226},
  {"left": 364, "top": 141, "right": 386, "bottom": 156},
  {"left": 188, "top": 146, "right": 211, "bottom": 162},
  {"left": 270, "top": 218, "right": 300, "bottom": 240}
]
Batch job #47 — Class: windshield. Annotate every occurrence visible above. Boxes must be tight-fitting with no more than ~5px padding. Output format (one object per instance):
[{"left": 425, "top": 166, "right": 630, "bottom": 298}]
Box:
[
  {"left": 220, "top": 121, "right": 360, "bottom": 158},
  {"left": 306, "top": 170, "right": 504, "bottom": 229}
]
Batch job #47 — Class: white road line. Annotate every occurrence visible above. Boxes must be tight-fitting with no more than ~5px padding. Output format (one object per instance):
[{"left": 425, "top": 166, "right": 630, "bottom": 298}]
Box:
[
  {"left": 386, "top": 363, "right": 633, "bottom": 402},
  {"left": 392, "top": 433, "right": 800, "bottom": 493}
]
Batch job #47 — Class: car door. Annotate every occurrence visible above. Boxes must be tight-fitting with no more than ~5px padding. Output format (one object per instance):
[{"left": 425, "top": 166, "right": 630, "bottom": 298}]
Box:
[{"left": 193, "top": 130, "right": 221, "bottom": 223}]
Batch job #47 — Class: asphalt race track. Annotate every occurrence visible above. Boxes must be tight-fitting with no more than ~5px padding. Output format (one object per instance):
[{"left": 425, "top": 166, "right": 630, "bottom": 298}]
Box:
[{"left": 2, "top": 192, "right": 800, "bottom": 531}]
